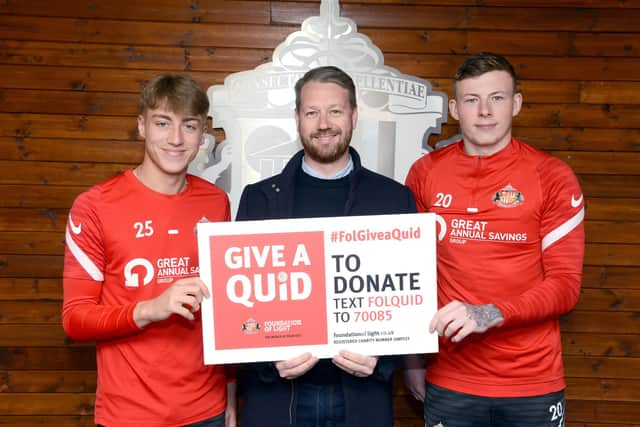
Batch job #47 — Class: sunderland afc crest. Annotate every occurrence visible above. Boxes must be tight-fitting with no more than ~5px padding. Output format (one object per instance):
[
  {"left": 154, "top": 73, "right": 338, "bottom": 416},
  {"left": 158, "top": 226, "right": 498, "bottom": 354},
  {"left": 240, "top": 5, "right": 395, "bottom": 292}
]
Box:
[
  {"left": 493, "top": 184, "right": 525, "bottom": 208},
  {"left": 189, "top": 0, "right": 447, "bottom": 214}
]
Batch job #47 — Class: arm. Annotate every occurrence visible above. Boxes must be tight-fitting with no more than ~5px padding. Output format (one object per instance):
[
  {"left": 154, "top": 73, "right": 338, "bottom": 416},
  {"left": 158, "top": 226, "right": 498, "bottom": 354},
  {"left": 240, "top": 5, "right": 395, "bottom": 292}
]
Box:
[
  {"left": 63, "top": 276, "right": 211, "bottom": 341},
  {"left": 225, "top": 381, "right": 237, "bottom": 427},
  {"left": 403, "top": 354, "right": 426, "bottom": 401},
  {"left": 493, "top": 159, "right": 584, "bottom": 327},
  {"left": 62, "top": 193, "right": 142, "bottom": 341},
  {"left": 62, "top": 278, "right": 140, "bottom": 341}
]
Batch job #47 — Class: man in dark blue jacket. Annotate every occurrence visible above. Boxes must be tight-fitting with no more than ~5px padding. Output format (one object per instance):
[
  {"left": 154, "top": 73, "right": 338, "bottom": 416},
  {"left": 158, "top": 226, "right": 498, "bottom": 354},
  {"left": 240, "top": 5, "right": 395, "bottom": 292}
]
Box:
[{"left": 236, "top": 66, "right": 416, "bottom": 427}]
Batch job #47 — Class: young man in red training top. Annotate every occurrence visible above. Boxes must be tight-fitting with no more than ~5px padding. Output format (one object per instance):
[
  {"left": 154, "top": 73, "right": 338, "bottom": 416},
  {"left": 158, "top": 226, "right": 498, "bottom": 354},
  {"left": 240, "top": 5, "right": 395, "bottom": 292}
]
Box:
[
  {"left": 62, "top": 74, "right": 236, "bottom": 427},
  {"left": 404, "top": 53, "right": 585, "bottom": 426}
]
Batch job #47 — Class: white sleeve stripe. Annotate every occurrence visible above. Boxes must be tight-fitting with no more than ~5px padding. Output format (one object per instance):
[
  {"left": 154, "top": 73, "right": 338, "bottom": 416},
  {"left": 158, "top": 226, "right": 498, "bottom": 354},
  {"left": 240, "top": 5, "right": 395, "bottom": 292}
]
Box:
[
  {"left": 541, "top": 207, "right": 584, "bottom": 252},
  {"left": 65, "top": 227, "right": 105, "bottom": 281}
]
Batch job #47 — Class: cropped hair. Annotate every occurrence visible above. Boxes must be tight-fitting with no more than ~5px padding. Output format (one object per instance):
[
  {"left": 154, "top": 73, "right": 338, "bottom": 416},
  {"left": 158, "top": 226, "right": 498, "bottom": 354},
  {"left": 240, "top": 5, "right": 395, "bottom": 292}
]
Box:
[
  {"left": 453, "top": 52, "right": 520, "bottom": 96},
  {"left": 294, "top": 66, "right": 357, "bottom": 111},
  {"left": 139, "top": 74, "right": 209, "bottom": 120}
]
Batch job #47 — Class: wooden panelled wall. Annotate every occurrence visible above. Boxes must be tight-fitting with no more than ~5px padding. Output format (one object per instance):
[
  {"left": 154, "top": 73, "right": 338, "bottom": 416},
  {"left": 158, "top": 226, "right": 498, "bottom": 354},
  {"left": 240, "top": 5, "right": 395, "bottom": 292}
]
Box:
[{"left": 1, "top": 0, "right": 639, "bottom": 425}]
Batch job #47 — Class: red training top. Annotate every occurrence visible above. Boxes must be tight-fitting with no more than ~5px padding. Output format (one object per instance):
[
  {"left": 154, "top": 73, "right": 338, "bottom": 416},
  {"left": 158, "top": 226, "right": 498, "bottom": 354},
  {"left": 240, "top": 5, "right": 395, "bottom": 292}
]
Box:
[
  {"left": 63, "top": 170, "right": 231, "bottom": 426},
  {"left": 406, "top": 139, "right": 584, "bottom": 397}
]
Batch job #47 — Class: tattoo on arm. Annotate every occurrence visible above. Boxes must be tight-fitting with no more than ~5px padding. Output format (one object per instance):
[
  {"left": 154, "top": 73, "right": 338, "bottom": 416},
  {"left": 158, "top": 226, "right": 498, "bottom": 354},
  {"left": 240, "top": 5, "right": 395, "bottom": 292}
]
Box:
[{"left": 465, "top": 304, "right": 504, "bottom": 331}]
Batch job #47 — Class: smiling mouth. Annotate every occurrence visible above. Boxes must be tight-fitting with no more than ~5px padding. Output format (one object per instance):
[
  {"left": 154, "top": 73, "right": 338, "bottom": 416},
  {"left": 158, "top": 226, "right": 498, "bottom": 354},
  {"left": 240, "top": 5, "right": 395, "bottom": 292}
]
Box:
[
  {"left": 163, "top": 149, "right": 187, "bottom": 157},
  {"left": 312, "top": 131, "right": 340, "bottom": 141},
  {"left": 476, "top": 123, "right": 497, "bottom": 129}
]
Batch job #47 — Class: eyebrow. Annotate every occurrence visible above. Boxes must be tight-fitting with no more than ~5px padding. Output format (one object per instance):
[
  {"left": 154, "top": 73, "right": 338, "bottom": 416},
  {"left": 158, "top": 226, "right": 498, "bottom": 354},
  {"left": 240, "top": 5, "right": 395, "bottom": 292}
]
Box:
[
  {"left": 463, "top": 90, "right": 509, "bottom": 97},
  {"left": 150, "top": 113, "right": 202, "bottom": 123}
]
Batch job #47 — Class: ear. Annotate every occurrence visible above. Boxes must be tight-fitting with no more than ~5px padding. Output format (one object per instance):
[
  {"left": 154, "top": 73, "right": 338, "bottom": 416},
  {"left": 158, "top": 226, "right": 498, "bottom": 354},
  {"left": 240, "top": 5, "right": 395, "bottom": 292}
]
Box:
[
  {"left": 200, "top": 129, "right": 207, "bottom": 146},
  {"left": 351, "top": 107, "right": 358, "bottom": 129},
  {"left": 449, "top": 99, "right": 460, "bottom": 121},
  {"left": 137, "top": 115, "right": 145, "bottom": 139},
  {"left": 512, "top": 92, "right": 523, "bottom": 117},
  {"left": 294, "top": 109, "right": 301, "bottom": 129}
]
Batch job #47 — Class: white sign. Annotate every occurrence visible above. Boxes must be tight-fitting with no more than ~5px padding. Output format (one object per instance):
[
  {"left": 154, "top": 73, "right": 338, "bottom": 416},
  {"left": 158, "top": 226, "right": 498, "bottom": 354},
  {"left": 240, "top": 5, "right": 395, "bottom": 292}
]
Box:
[{"left": 198, "top": 213, "right": 438, "bottom": 364}]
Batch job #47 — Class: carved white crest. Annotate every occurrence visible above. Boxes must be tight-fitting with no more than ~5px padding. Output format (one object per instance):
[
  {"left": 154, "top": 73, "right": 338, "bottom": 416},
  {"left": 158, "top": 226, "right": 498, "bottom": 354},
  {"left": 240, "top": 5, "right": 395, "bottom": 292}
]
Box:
[{"left": 189, "top": 0, "right": 447, "bottom": 214}]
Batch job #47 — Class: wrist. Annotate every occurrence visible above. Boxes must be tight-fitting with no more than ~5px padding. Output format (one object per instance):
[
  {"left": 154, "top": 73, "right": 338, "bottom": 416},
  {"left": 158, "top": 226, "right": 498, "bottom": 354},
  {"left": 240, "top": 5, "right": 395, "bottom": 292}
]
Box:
[{"left": 133, "top": 300, "right": 154, "bottom": 328}]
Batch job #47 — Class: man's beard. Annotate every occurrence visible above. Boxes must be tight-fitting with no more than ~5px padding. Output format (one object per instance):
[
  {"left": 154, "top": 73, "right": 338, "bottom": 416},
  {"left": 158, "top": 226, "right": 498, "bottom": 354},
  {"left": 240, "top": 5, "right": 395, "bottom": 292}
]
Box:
[{"left": 301, "top": 128, "right": 352, "bottom": 164}]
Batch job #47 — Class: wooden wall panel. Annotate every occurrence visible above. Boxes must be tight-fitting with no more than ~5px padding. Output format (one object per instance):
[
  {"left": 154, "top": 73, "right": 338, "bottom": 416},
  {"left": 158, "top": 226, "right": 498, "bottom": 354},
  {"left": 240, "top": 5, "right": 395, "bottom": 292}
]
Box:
[{"left": 0, "top": 0, "right": 638, "bottom": 425}]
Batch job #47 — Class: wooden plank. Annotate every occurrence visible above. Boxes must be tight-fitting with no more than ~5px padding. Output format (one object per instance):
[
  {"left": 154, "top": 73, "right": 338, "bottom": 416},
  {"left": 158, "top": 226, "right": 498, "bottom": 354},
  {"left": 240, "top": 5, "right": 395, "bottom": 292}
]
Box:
[
  {"left": 0, "top": 347, "right": 95, "bottom": 370},
  {"left": 515, "top": 127, "right": 640, "bottom": 152},
  {"left": 564, "top": 355, "right": 640, "bottom": 379},
  {"left": 0, "top": 301, "right": 61, "bottom": 324},
  {"left": 0, "top": 16, "right": 293, "bottom": 49},
  {"left": 584, "top": 243, "right": 640, "bottom": 266},
  {"left": 0, "top": 232, "right": 64, "bottom": 256},
  {"left": 561, "top": 332, "right": 640, "bottom": 357},
  {"left": 0, "top": 416, "right": 95, "bottom": 427},
  {"left": 573, "top": 32, "right": 640, "bottom": 57},
  {"left": 0, "top": 255, "right": 64, "bottom": 277},
  {"left": 566, "top": 377, "right": 640, "bottom": 402},
  {"left": 466, "top": 30, "right": 571, "bottom": 56},
  {"left": 0, "top": 416, "right": 94, "bottom": 427},
  {"left": 0, "top": 393, "right": 94, "bottom": 416},
  {"left": 575, "top": 288, "right": 640, "bottom": 311},
  {"left": 513, "top": 104, "right": 640, "bottom": 129},
  {"left": 0, "top": 40, "right": 272, "bottom": 73},
  {"left": 0, "top": 185, "right": 90, "bottom": 208},
  {"left": 560, "top": 311, "right": 640, "bottom": 334},
  {"left": 567, "top": 399, "right": 640, "bottom": 424},
  {"left": 582, "top": 266, "right": 640, "bottom": 290},
  {"left": 361, "top": 29, "right": 576, "bottom": 56},
  {"left": 552, "top": 152, "right": 640, "bottom": 175},
  {"left": 580, "top": 81, "right": 640, "bottom": 104},
  {"left": 585, "top": 221, "right": 640, "bottom": 244},
  {"left": 565, "top": 356, "right": 640, "bottom": 382},
  {"left": 361, "top": 28, "right": 466, "bottom": 54},
  {"left": 0, "top": 89, "right": 139, "bottom": 116},
  {"left": 0, "top": 137, "right": 145, "bottom": 163},
  {"left": 0, "top": 278, "right": 62, "bottom": 301},
  {"left": 0, "top": 0, "right": 271, "bottom": 24},
  {"left": 585, "top": 198, "right": 640, "bottom": 222},
  {"left": 578, "top": 175, "right": 640, "bottom": 198},
  {"left": 0, "top": 113, "right": 137, "bottom": 140},
  {"left": 272, "top": 3, "right": 640, "bottom": 31},
  {"left": 0, "top": 161, "right": 131, "bottom": 185},
  {"left": 0, "top": 65, "right": 228, "bottom": 93},
  {"left": 0, "top": 370, "right": 97, "bottom": 393},
  {"left": 0, "top": 208, "right": 68, "bottom": 232},
  {"left": 0, "top": 325, "right": 70, "bottom": 347},
  {"left": 519, "top": 81, "right": 581, "bottom": 104}
]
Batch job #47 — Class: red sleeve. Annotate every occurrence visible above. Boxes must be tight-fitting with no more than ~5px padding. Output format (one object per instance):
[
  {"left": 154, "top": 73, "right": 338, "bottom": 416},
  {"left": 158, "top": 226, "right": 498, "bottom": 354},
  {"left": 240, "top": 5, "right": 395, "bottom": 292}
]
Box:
[
  {"left": 62, "top": 277, "right": 140, "bottom": 341},
  {"left": 495, "top": 158, "right": 585, "bottom": 326},
  {"left": 62, "top": 190, "right": 141, "bottom": 341}
]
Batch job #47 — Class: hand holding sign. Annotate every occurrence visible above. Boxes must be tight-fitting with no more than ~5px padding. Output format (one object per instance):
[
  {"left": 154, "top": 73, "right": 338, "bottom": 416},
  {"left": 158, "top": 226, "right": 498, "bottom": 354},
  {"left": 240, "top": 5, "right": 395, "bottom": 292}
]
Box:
[
  {"left": 275, "top": 352, "right": 320, "bottom": 379},
  {"left": 134, "top": 277, "right": 210, "bottom": 328},
  {"left": 332, "top": 349, "right": 378, "bottom": 377}
]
